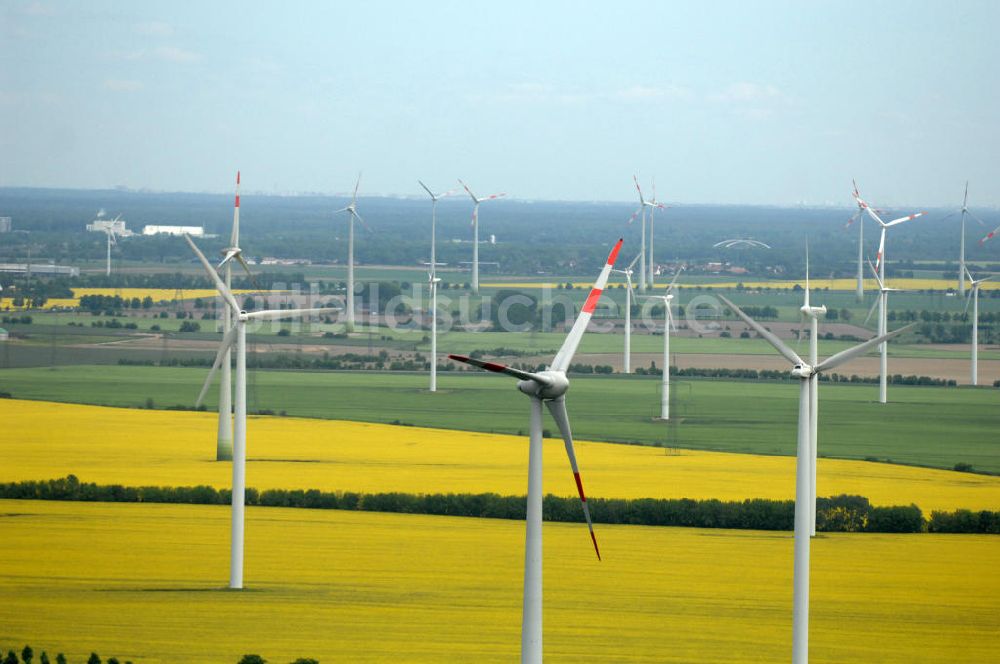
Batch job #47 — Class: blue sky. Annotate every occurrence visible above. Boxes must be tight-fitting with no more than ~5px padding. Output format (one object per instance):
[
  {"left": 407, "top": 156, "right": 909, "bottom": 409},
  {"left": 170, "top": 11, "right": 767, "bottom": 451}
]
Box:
[{"left": 2, "top": 0, "right": 998, "bottom": 206}]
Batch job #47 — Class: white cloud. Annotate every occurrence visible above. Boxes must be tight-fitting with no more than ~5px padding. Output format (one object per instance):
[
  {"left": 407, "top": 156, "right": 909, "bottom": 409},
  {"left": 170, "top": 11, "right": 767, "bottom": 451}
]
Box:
[
  {"left": 135, "top": 21, "right": 174, "bottom": 37},
  {"left": 21, "top": 2, "right": 55, "bottom": 16},
  {"left": 154, "top": 46, "right": 201, "bottom": 63},
  {"left": 712, "top": 82, "right": 787, "bottom": 104},
  {"left": 616, "top": 84, "right": 695, "bottom": 102},
  {"left": 104, "top": 79, "right": 143, "bottom": 92},
  {"left": 469, "top": 83, "right": 591, "bottom": 105}
]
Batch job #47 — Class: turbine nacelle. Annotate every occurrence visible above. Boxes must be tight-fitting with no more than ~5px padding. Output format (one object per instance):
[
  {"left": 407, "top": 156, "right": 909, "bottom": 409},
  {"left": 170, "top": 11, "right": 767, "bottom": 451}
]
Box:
[
  {"left": 800, "top": 304, "right": 826, "bottom": 318},
  {"left": 791, "top": 363, "right": 815, "bottom": 379},
  {"left": 517, "top": 370, "right": 569, "bottom": 400}
]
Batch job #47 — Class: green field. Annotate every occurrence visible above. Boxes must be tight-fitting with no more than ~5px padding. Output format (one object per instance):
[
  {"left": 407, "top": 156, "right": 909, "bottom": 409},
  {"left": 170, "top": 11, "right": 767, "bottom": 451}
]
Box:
[{"left": 2, "top": 365, "right": 998, "bottom": 473}]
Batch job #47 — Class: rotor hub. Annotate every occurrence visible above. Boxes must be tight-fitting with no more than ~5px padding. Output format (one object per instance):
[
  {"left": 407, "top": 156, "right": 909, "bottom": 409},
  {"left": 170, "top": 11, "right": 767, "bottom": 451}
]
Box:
[{"left": 518, "top": 370, "right": 569, "bottom": 400}]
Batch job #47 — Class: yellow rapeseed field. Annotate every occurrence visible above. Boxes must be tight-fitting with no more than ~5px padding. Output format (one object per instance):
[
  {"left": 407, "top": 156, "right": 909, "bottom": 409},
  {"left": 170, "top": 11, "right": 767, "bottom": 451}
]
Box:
[
  {"left": 0, "top": 500, "right": 996, "bottom": 663},
  {"left": 28, "top": 288, "right": 264, "bottom": 310},
  {"left": 480, "top": 278, "right": 1000, "bottom": 291},
  {"left": 2, "top": 400, "right": 997, "bottom": 512}
]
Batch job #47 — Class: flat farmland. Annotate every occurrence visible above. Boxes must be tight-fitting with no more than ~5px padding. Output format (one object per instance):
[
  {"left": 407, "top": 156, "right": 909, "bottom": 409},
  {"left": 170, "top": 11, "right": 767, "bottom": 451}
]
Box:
[
  {"left": 3, "top": 400, "right": 998, "bottom": 511},
  {"left": 0, "top": 501, "right": 996, "bottom": 663},
  {"left": 2, "top": 366, "right": 998, "bottom": 472}
]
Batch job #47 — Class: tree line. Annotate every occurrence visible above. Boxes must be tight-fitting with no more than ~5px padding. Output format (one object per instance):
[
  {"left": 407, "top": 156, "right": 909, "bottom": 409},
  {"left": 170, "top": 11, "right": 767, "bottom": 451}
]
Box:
[{"left": 4, "top": 476, "right": 997, "bottom": 534}]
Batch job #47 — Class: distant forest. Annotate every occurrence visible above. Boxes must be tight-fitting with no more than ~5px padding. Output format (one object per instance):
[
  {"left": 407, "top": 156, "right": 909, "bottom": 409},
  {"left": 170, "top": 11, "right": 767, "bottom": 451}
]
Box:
[{"left": 1, "top": 187, "right": 999, "bottom": 278}]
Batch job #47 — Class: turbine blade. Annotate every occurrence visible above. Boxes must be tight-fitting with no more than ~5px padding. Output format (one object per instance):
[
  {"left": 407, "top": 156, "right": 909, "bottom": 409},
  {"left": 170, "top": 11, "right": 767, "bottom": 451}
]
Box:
[
  {"left": 863, "top": 295, "right": 880, "bottom": 326},
  {"left": 243, "top": 307, "right": 341, "bottom": 322},
  {"left": 352, "top": 172, "right": 362, "bottom": 205},
  {"left": 231, "top": 170, "right": 241, "bottom": 246},
  {"left": 353, "top": 210, "right": 372, "bottom": 233},
  {"left": 815, "top": 324, "right": 915, "bottom": 373},
  {"left": 447, "top": 354, "right": 553, "bottom": 386},
  {"left": 633, "top": 174, "right": 645, "bottom": 204},
  {"left": 867, "top": 257, "right": 885, "bottom": 290},
  {"left": 458, "top": 178, "right": 477, "bottom": 202},
  {"left": 196, "top": 326, "right": 238, "bottom": 407},
  {"left": 967, "top": 211, "right": 987, "bottom": 227},
  {"left": 964, "top": 290, "right": 973, "bottom": 315},
  {"left": 980, "top": 224, "right": 1000, "bottom": 246},
  {"left": 217, "top": 249, "right": 239, "bottom": 270},
  {"left": 627, "top": 208, "right": 641, "bottom": 225},
  {"left": 418, "top": 180, "right": 435, "bottom": 199},
  {"left": 627, "top": 252, "right": 642, "bottom": 271},
  {"left": 885, "top": 211, "right": 924, "bottom": 227},
  {"left": 550, "top": 238, "right": 624, "bottom": 372},
  {"left": 875, "top": 228, "right": 886, "bottom": 273},
  {"left": 845, "top": 210, "right": 861, "bottom": 229},
  {"left": 483, "top": 192, "right": 506, "bottom": 201},
  {"left": 964, "top": 181, "right": 969, "bottom": 209},
  {"left": 665, "top": 265, "right": 684, "bottom": 292},
  {"left": 184, "top": 235, "right": 240, "bottom": 314},
  {"left": 235, "top": 253, "right": 262, "bottom": 292},
  {"left": 545, "top": 398, "right": 600, "bottom": 561},
  {"left": 718, "top": 295, "right": 804, "bottom": 366}
]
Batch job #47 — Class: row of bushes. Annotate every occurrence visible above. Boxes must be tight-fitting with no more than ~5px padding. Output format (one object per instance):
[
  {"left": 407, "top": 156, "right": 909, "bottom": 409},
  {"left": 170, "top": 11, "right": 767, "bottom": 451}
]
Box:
[
  {"left": 0, "top": 646, "right": 125, "bottom": 664},
  {"left": 0, "top": 648, "right": 314, "bottom": 664},
  {"left": 3, "top": 476, "right": 996, "bottom": 534}
]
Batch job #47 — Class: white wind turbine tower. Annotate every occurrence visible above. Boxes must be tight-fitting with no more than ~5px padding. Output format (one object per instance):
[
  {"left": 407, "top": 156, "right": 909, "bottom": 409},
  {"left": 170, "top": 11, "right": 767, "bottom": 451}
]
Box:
[
  {"left": 449, "top": 238, "right": 623, "bottom": 664},
  {"left": 458, "top": 179, "right": 505, "bottom": 295},
  {"left": 103, "top": 214, "right": 122, "bottom": 276},
  {"left": 641, "top": 266, "right": 683, "bottom": 420},
  {"left": 418, "top": 181, "right": 456, "bottom": 392},
  {"left": 334, "top": 174, "right": 367, "bottom": 332},
  {"left": 185, "top": 235, "right": 338, "bottom": 589},
  {"left": 852, "top": 182, "right": 924, "bottom": 403},
  {"left": 939, "top": 183, "right": 987, "bottom": 295},
  {"left": 964, "top": 267, "right": 991, "bottom": 386},
  {"left": 201, "top": 171, "right": 254, "bottom": 461},
  {"left": 645, "top": 180, "right": 670, "bottom": 288},
  {"left": 719, "top": 294, "right": 911, "bottom": 664},
  {"left": 611, "top": 253, "right": 641, "bottom": 374},
  {"left": 629, "top": 175, "right": 666, "bottom": 292},
  {"left": 797, "top": 246, "right": 826, "bottom": 537}
]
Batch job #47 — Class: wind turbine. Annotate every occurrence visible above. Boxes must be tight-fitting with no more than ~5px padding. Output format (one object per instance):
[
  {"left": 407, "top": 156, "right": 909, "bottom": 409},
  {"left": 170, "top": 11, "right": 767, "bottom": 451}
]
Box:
[
  {"left": 646, "top": 179, "right": 670, "bottom": 287},
  {"left": 939, "top": 183, "right": 987, "bottom": 295},
  {"left": 418, "top": 181, "right": 455, "bottom": 392},
  {"left": 103, "top": 214, "right": 122, "bottom": 276},
  {"left": 185, "top": 235, "right": 338, "bottom": 589},
  {"left": 202, "top": 171, "right": 254, "bottom": 461},
  {"left": 964, "top": 267, "right": 992, "bottom": 386},
  {"left": 611, "top": 253, "right": 641, "bottom": 374},
  {"left": 458, "top": 179, "right": 505, "bottom": 295},
  {"left": 335, "top": 173, "right": 367, "bottom": 332},
  {"left": 719, "top": 294, "right": 911, "bottom": 664},
  {"left": 797, "top": 246, "right": 826, "bottom": 537},
  {"left": 641, "top": 266, "right": 683, "bottom": 420},
  {"left": 449, "top": 238, "right": 622, "bottom": 664},
  {"left": 845, "top": 180, "right": 874, "bottom": 301},
  {"left": 630, "top": 176, "right": 666, "bottom": 292},
  {"left": 852, "top": 182, "right": 924, "bottom": 403}
]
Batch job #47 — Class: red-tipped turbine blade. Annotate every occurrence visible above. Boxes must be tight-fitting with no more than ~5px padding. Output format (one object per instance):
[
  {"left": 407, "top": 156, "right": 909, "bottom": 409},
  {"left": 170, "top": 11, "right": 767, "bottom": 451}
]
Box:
[
  {"left": 447, "top": 354, "right": 551, "bottom": 385},
  {"left": 545, "top": 398, "right": 600, "bottom": 560}
]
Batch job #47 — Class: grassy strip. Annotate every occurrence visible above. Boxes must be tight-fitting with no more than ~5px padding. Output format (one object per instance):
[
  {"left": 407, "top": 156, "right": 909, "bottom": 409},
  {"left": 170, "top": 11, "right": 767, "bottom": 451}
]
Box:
[{"left": 2, "top": 476, "right": 997, "bottom": 534}]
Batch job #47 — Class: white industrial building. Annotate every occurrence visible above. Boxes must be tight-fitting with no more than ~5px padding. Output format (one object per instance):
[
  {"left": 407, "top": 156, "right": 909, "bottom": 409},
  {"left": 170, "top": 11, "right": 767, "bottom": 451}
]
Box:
[
  {"left": 0, "top": 263, "right": 80, "bottom": 277},
  {"left": 142, "top": 225, "right": 205, "bottom": 237},
  {"left": 86, "top": 217, "right": 131, "bottom": 236},
  {"left": 0, "top": 217, "right": 11, "bottom": 233}
]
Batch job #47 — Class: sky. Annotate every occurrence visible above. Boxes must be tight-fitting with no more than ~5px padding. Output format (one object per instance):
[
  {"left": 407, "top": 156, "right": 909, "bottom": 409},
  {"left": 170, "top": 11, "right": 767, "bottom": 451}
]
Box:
[{"left": 2, "top": 0, "right": 999, "bottom": 207}]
